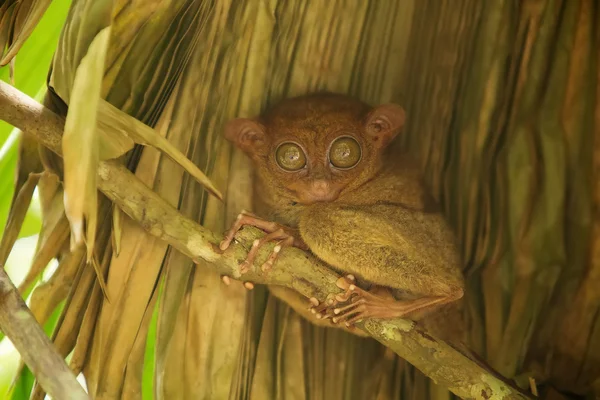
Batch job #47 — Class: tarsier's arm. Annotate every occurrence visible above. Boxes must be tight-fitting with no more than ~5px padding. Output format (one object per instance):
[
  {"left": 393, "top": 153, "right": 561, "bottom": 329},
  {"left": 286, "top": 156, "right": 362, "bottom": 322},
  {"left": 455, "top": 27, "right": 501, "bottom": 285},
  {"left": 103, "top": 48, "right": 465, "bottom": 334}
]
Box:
[{"left": 299, "top": 203, "right": 464, "bottom": 324}]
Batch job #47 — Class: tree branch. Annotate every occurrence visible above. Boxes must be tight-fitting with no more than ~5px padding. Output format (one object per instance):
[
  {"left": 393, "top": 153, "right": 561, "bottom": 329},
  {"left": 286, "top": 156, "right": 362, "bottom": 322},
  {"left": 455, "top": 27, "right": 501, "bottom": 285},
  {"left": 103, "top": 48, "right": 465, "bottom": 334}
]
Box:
[
  {"left": 0, "top": 267, "right": 90, "bottom": 400},
  {"left": 0, "top": 80, "right": 532, "bottom": 400}
]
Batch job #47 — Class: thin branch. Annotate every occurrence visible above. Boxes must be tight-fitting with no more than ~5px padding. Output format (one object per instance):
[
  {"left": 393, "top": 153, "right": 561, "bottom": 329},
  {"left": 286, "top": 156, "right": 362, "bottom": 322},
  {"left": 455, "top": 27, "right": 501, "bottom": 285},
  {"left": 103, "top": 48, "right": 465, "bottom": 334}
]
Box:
[
  {"left": 0, "top": 268, "right": 89, "bottom": 400},
  {"left": 0, "top": 81, "right": 532, "bottom": 400}
]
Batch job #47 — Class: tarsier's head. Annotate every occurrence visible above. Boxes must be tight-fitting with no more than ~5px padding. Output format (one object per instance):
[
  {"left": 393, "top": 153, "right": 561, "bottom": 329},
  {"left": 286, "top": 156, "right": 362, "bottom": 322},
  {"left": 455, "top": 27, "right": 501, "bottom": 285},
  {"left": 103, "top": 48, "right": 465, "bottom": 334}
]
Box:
[{"left": 225, "top": 93, "right": 405, "bottom": 205}]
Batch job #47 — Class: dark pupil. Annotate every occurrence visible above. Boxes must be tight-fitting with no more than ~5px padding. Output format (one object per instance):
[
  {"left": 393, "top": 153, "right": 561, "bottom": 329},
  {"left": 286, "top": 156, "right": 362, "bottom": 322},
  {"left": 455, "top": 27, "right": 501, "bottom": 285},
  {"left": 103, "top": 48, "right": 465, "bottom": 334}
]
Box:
[
  {"left": 285, "top": 148, "right": 299, "bottom": 161},
  {"left": 338, "top": 146, "right": 350, "bottom": 158},
  {"left": 277, "top": 144, "right": 305, "bottom": 171},
  {"left": 335, "top": 144, "right": 351, "bottom": 159}
]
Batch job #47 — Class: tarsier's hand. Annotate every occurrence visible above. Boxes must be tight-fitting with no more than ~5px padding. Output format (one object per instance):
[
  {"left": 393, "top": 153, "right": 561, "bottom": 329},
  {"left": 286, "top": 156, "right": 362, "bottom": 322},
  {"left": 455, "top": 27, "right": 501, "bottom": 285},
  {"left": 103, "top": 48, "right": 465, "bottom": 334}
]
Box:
[{"left": 219, "top": 210, "right": 309, "bottom": 274}]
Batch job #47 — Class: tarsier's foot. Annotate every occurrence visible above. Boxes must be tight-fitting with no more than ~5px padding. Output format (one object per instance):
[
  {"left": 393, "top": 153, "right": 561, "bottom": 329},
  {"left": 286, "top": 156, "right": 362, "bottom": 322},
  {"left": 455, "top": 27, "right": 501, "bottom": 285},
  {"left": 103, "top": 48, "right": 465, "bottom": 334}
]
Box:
[
  {"left": 311, "top": 275, "right": 454, "bottom": 327},
  {"left": 219, "top": 210, "right": 308, "bottom": 274},
  {"left": 309, "top": 275, "right": 358, "bottom": 320}
]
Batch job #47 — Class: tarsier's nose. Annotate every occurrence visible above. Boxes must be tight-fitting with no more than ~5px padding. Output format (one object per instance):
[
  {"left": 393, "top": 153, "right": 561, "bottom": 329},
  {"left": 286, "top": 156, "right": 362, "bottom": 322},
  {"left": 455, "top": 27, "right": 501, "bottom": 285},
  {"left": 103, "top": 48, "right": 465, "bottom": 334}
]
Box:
[
  {"left": 307, "top": 179, "right": 338, "bottom": 202},
  {"left": 312, "top": 180, "right": 328, "bottom": 193}
]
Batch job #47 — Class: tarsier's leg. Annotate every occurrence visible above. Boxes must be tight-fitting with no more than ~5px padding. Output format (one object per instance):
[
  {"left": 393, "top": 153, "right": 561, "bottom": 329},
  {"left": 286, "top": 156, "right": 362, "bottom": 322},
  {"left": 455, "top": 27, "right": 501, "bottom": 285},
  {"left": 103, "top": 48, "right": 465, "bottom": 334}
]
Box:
[
  {"left": 312, "top": 275, "right": 463, "bottom": 326},
  {"left": 219, "top": 210, "right": 308, "bottom": 273}
]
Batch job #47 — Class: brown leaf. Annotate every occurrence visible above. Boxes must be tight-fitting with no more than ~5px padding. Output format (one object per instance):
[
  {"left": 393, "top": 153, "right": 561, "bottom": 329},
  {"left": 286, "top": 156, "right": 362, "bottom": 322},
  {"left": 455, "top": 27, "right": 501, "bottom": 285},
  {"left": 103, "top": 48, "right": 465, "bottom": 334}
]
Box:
[
  {"left": 0, "top": 172, "right": 40, "bottom": 266},
  {"left": 62, "top": 27, "right": 111, "bottom": 262},
  {"left": 97, "top": 98, "right": 222, "bottom": 200},
  {"left": 111, "top": 205, "right": 123, "bottom": 256},
  {"left": 18, "top": 211, "right": 69, "bottom": 294},
  {"left": 0, "top": 0, "right": 53, "bottom": 66}
]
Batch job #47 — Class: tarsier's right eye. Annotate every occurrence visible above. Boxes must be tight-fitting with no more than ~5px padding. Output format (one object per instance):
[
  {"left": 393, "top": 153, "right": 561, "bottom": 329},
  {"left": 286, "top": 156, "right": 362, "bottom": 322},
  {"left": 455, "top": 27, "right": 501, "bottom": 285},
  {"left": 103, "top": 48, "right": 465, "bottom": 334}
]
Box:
[{"left": 275, "top": 142, "right": 306, "bottom": 171}]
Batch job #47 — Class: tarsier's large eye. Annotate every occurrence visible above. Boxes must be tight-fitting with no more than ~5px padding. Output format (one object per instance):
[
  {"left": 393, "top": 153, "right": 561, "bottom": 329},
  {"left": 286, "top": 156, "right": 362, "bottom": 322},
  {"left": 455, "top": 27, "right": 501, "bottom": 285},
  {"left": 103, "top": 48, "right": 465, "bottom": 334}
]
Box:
[
  {"left": 276, "top": 142, "right": 306, "bottom": 171},
  {"left": 329, "top": 136, "right": 361, "bottom": 169}
]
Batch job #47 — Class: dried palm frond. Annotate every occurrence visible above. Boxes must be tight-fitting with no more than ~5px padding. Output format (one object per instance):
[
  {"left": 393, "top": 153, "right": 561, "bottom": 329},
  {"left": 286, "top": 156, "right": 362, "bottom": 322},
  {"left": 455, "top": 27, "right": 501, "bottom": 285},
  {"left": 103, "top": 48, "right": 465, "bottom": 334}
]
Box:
[
  {"left": 0, "top": 0, "right": 53, "bottom": 66},
  {"left": 0, "top": 0, "right": 598, "bottom": 399}
]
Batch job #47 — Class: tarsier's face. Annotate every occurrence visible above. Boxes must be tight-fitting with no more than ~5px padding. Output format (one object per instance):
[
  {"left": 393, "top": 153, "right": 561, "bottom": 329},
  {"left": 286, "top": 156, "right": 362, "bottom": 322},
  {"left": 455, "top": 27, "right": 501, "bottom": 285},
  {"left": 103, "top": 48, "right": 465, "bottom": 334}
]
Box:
[
  {"left": 225, "top": 94, "right": 405, "bottom": 205},
  {"left": 267, "top": 128, "right": 368, "bottom": 204}
]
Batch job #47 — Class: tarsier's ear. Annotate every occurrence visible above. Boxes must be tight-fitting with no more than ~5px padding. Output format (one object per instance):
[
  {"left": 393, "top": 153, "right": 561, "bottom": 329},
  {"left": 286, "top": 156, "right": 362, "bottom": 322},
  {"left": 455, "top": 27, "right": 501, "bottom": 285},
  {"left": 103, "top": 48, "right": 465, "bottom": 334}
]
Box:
[
  {"left": 364, "top": 104, "right": 406, "bottom": 148},
  {"left": 224, "top": 118, "right": 268, "bottom": 157}
]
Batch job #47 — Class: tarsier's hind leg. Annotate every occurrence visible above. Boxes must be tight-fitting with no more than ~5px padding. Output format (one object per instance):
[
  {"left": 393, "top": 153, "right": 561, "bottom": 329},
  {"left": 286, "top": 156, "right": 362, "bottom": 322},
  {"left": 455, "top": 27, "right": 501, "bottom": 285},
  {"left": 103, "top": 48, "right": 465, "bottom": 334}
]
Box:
[{"left": 312, "top": 275, "right": 464, "bottom": 326}]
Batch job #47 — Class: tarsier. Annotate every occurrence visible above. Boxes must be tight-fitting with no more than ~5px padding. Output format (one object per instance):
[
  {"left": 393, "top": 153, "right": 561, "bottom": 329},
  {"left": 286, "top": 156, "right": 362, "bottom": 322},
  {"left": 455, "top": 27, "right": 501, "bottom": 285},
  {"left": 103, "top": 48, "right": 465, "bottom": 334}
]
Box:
[{"left": 220, "top": 93, "right": 465, "bottom": 339}]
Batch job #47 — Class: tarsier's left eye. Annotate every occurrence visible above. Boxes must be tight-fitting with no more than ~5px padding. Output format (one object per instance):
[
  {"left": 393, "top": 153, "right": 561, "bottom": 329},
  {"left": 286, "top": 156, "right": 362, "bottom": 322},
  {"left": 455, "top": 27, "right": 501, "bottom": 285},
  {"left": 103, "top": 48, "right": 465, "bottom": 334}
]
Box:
[{"left": 329, "top": 136, "right": 361, "bottom": 169}]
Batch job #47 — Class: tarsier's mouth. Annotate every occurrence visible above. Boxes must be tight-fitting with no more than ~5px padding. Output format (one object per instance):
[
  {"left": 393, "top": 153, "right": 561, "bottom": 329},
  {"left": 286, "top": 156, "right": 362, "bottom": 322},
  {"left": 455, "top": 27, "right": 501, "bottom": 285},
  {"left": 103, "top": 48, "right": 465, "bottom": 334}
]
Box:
[
  {"left": 287, "top": 191, "right": 339, "bottom": 206},
  {"left": 293, "top": 194, "right": 340, "bottom": 206}
]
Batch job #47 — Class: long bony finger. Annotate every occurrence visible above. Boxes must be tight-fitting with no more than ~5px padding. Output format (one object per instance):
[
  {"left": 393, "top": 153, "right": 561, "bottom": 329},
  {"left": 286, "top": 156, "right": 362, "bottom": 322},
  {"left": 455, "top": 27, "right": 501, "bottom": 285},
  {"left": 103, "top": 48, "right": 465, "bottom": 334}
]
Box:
[{"left": 219, "top": 216, "right": 244, "bottom": 250}]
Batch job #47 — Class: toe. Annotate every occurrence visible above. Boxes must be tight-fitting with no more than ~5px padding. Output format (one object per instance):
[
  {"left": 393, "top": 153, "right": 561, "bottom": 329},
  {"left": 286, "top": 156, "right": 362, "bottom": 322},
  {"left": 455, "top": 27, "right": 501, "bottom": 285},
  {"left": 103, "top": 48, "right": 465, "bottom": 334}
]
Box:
[
  {"left": 336, "top": 276, "right": 357, "bottom": 290},
  {"left": 239, "top": 261, "right": 251, "bottom": 274}
]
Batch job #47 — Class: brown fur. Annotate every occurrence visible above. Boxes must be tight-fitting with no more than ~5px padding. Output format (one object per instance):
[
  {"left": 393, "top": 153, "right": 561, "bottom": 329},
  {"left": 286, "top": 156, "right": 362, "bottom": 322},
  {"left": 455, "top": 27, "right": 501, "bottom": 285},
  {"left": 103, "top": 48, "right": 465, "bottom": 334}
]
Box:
[{"left": 225, "top": 93, "right": 465, "bottom": 343}]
